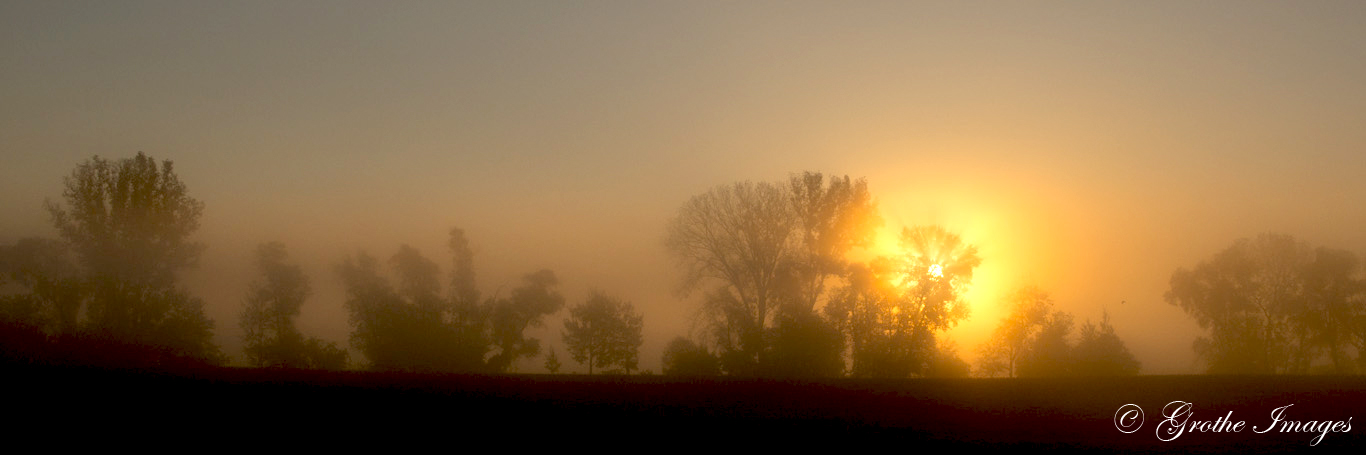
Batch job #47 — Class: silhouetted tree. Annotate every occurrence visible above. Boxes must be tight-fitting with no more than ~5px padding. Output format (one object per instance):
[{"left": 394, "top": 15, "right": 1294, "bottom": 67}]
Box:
[
  {"left": 45, "top": 153, "right": 220, "bottom": 363},
  {"left": 486, "top": 269, "right": 565, "bottom": 372},
  {"left": 826, "top": 226, "right": 980, "bottom": 377},
  {"left": 1071, "top": 311, "right": 1141, "bottom": 376},
  {"left": 562, "top": 291, "right": 643, "bottom": 374},
  {"left": 1166, "top": 233, "right": 1328, "bottom": 374},
  {"left": 782, "top": 172, "right": 880, "bottom": 316},
  {"left": 665, "top": 172, "right": 878, "bottom": 376},
  {"left": 666, "top": 179, "right": 792, "bottom": 372},
  {"left": 661, "top": 337, "right": 721, "bottom": 376},
  {"left": 240, "top": 242, "right": 347, "bottom": 369}
]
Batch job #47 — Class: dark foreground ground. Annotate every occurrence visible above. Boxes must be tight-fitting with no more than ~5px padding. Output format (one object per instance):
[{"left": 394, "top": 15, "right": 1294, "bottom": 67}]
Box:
[{"left": 7, "top": 363, "right": 1366, "bottom": 451}]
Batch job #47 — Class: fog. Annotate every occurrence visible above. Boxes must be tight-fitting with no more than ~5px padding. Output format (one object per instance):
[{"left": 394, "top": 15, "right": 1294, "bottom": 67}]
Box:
[{"left": 5, "top": 1, "right": 1366, "bottom": 374}]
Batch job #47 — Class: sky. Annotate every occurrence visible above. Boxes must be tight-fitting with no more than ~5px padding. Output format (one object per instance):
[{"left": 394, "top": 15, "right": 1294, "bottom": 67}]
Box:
[{"left": 4, "top": 1, "right": 1366, "bottom": 374}]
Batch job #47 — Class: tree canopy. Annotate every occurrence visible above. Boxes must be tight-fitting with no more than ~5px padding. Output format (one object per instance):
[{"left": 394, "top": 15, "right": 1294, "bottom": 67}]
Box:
[
  {"left": 562, "top": 291, "right": 644, "bottom": 374},
  {"left": 42, "top": 153, "right": 220, "bottom": 363}
]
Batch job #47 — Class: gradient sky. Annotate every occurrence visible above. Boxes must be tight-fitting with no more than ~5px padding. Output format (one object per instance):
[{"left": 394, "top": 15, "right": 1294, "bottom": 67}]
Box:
[{"left": 5, "top": 1, "right": 1366, "bottom": 374}]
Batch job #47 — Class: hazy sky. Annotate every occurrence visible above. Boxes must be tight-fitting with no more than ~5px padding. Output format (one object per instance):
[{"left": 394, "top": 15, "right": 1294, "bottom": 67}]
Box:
[{"left": 5, "top": 1, "right": 1366, "bottom": 374}]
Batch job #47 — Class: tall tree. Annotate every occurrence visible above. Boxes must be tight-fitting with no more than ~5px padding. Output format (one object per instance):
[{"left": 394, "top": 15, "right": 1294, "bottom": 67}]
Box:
[
  {"left": 666, "top": 179, "right": 793, "bottom": 371},
  {"left": 240, "top": 242, "right": 347, "bottom": 369},
  {"left": 665, "top": 172, "right": 878, "bottom": 376},
  {"left": 783, "top": 172, "right": 880, "bottom": 315},
  {"left": 45, "top": 153, "right": 219, "bottom": 363},
  {"left": 562, "top": 291, "right": 644, "bottom": 374}
]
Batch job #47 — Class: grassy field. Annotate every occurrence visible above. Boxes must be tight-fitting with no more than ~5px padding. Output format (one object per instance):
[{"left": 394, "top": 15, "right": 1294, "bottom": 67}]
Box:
[{"left": 8, "top": 364, "right": 1365, "bottom": 451}]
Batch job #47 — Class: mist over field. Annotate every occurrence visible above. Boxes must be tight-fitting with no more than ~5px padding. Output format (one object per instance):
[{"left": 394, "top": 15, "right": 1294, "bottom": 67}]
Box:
[{"left": 5, "top": 1, "right": 1366, "bottom": 385}]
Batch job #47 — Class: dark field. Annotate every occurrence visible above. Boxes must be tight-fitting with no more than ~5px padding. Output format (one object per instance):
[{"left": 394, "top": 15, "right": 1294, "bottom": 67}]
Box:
[{"left": 9, "top": 364, "right": 1366, "bottom": 451}]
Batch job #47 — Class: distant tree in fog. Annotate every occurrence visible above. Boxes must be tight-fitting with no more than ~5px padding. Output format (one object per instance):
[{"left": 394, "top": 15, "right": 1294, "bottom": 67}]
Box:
[
  {"left": 240, "top": 242, "right": 347, "bottom": 370},
  {"left": 544, "top": 347, "right": 561, "bottom": 374},
  {"left": 1167, "top": 233, "right": 1366, "bottom": 374},
  {"left": 44, "top": 153, "right": 220, "bottom": 363},
  {"left": 979, "top": 287, "right": 1141, "bottom": 377},
  {"left": 562, "top": 291, "right": 643, "bottom": 374}
]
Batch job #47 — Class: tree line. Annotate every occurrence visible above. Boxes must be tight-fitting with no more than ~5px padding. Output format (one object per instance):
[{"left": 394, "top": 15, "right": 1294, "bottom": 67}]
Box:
[
  {"left": 10, "top": 153, "right": 1351, "bottom": 377},
  {"left": 1167, "top": 233, "right": 1366, "bottom": 374},
  {"left": 0, "top": 152, "right": 644, "bottom": 373},
  {"left": 659, "top": 172, "right": 1141, "bottom": 378}
]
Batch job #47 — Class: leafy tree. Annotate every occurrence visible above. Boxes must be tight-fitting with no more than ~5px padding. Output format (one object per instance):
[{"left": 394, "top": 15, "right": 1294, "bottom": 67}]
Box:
[
  {"left": 825, "top": 226, "right": 980, "bottom": 377},
  {"left": 661, "top": 337, "right": 721, "bottom": 376},
  {"left": 665, "top": 172, "right": 878, "bottom": 376},
  {"left": 487, "top": 269, "right": 565, "bottom": 372},
  {"left": 1165, "top": 233, "right": 1332, "bottom": 374},
  {"left": 782, "top": 172, "right": 880, "bottom": 316},
  {"left": 240, "top": 242, "right": 347, "bottom": 369},
  {"left": 44, "top": 153, "right": 220, "bottom": 363},
  {"left": 666, "top": 179, "right": 792, "bottom": 370},
  {"left": 562, "top": 291, "right": 643, "bottom": 374}
]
